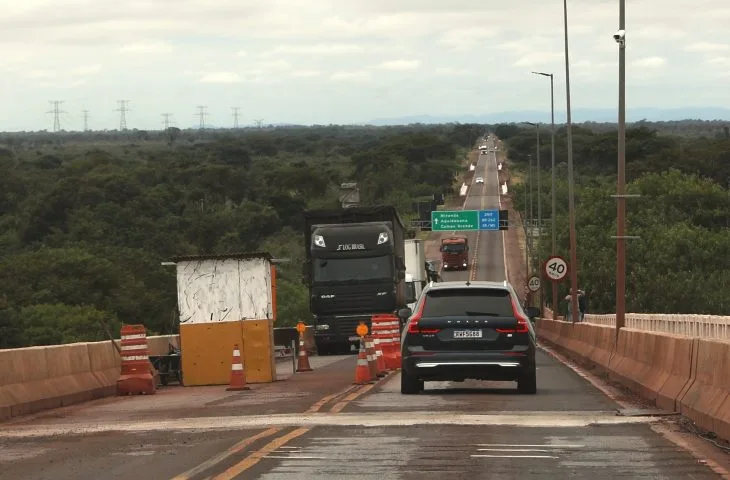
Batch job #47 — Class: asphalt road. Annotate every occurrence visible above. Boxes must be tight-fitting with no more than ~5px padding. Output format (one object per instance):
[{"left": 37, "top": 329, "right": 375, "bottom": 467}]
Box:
[
  {"left": 0, "top": 139, "right": 723, "bottom": 479},
  {"left": 441, "top": 136, "right": 505, "bottom": 283}
]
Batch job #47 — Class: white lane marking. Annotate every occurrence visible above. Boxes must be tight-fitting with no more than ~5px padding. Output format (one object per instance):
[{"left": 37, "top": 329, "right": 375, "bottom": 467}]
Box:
[
  {"left": 476, "top": 444, "right": 584, "bottom": 448},
  {"left": 264, "top": 456, "right": 328, "bottom": 459},
  {"left": 471, "top": 454, "right": 559, "bottom": 459},
  {"left": 0, "top": 413, "right": 663, "bottom": 438},
  {"left": 477, "top": 448, "right": 552, "bottom": 452}
]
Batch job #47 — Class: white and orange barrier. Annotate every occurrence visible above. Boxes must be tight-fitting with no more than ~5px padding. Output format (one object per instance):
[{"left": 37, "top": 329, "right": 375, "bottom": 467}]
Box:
[{"left": 116, "top": 324, "right": 155, "bottom": 395}]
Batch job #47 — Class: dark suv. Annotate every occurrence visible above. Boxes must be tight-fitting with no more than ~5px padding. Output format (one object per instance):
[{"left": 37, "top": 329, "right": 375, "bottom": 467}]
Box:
[{"left": 398, "top": 280, "right": 539, "bottom": 395}]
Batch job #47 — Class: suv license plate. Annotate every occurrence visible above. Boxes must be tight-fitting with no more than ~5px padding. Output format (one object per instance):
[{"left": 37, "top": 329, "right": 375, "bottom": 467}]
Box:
[{"left": 453, "top": 330, "right": 482, "bottom": 339}]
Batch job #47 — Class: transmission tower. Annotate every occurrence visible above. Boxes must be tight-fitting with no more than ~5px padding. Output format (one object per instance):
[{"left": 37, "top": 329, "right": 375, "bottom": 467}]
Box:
[
  {"left": 232, "top": 107, "right": 241, "bottom": 128},
  {"left": 161, "top": 113, "right": 173, "bottom": 130},
  {"left": 196, "top": 106, "right": 208, "bottom": 129},
  {"left": 116, "top": 100, "right": 130, "bottom": 130},
  {"left": 82, "top": 110, "right": 90, "bottom": 131},
  {"left": 254, "top": 118, "right": 264, "bottom": 129},
  {"left": 47, "top": 101, "right": 66, "bottom": 132}
]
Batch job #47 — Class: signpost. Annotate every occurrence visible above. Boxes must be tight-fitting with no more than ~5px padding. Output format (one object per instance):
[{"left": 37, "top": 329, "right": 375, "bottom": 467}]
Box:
[
  {"left": 431, "top": 210, "right": 501, "bottom": 232},
  {"left": 543, "top": 256, "right": 568, "bottom": 282},
  {"left": 527, "top": 275, "right": 541, "bottom": 292}
]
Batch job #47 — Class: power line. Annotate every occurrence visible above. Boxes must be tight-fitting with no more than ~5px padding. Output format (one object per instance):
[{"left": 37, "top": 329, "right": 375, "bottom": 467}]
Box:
[
  {"left": 161, "top": 113, "right": 173, "bottom": 130},
  {"left": 116, "top": 100, "right": 130, "bottom": 131},
  {"left": 232, "top": 107, "right": 241, "bottom": 128},
  {"left": 47, "top": 101, "right": 66, "bottom": 132},
  {"left": 196, "top": 106, "right": 208, "bottom": 129},
  {"left": 82, "top": 110, "right": 90, "bottom": 132}
]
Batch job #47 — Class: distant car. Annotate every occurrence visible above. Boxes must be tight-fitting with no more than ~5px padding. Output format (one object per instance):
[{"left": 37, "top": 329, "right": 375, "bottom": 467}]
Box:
[
  {"left": 398, "top": 280, "right": 539, "bottom": 395},
  {"left": 479, "top": 145, "right": 487, "bottom": 150},
  {"left": 475, "top": 177, "right": 484, "bottom": 184}
]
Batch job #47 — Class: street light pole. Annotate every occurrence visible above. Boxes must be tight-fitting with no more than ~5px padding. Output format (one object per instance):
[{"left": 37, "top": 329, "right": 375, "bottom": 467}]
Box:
[
  {"left": 615, "top": 0, "right": 627, "bottom": 338},
  {"left": 531, "top": 71, "right": 556, "bottom": 317},
  {"left": 563, "top": 0, "right": 579, "bottom": 323}
]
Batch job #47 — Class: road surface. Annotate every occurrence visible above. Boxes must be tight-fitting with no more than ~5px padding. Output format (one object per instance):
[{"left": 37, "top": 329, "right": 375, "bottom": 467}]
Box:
[{"left": 0, "top": 140, "right": 723, "bottom": 479}]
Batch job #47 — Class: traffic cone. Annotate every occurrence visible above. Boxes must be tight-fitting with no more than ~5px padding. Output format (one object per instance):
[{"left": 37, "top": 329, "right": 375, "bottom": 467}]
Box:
[
  {"left": 374, "top": 336, "right": 388, "bottom": 374},
  {"left": 353, "top": 337, "right": 373, "bottom": 385},
  {"left": 226, "top": 344, "right": 250, "bottom": 391},
  {"left": 365, "top": 336, "right": 379, "bottom": 378},
  {"left": 296, "top": 336, "right": 313, "bottom": 372}
]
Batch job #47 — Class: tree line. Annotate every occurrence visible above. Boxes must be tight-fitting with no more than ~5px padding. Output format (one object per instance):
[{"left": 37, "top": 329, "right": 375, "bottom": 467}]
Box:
[
  {"left": 0, "top": 124, "right": 484, "bottom": 347},
  {"left": 498, "top": 124, "right": 730, "bottom": 315}
]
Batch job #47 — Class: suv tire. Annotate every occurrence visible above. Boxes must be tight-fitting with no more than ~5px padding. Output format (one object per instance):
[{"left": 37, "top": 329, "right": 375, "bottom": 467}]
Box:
[
  {"left": 517, "top": 366, "right": 537, "bottom": 394},
  {"left": 401, "top": 369, "right": 423, "bottom": 394}
]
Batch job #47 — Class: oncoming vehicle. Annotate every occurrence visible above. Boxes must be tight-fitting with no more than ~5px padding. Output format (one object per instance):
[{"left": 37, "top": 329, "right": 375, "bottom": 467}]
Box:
[
  {"left": 440, "top": 236, "right": 468, "bottom": 271},
  {"left": 475, "top": 177, "right": 484, "bottom": 184},
  {"left": 398, "top": 280, "right": 540, "bottom": 395}
]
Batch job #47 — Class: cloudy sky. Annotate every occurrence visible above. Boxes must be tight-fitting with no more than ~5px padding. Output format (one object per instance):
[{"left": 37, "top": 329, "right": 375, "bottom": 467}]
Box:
[{"left": 1, "top": 0, "right": 729, "bottom": 131}]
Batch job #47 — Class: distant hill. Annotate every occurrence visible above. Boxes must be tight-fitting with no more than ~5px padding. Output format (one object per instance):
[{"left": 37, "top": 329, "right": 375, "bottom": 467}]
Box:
[{"left": 367, "top": 107, "right": 730, "bottom": 126}]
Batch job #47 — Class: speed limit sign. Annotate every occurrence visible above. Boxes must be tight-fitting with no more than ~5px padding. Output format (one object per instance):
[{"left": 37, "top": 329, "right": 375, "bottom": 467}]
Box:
[
  {"left": 544, "top": 256, "right": 568, "bottom": 282},
  {"left": 527, "top": 275, "right": 541, "bottom": 292}
]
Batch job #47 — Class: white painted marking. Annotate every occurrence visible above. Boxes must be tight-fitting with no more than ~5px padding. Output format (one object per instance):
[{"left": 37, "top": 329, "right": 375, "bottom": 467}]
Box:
[
  {"left": 121, "top": 334, "right": 146, "bottom": 340},
  {"left": 476, "top": 444, "right": 584, "bottom": 448},
  {"left": 120, "top": 344, "right": 147, "bottom": 351},
  {"left": 471, "top": 454, "right": 558, "bottom": 459},
  {"left": 264, "top": 456, "right": 328, "bottom": 459},
  {"left": 477, "top": 448, "right": 552, "bottom": 452},
  {"left": 231, "top": 364, "right": 243, "bottom": 371},
  {"left": 0, "top": 412, "right": 663, "bottom": 439}
]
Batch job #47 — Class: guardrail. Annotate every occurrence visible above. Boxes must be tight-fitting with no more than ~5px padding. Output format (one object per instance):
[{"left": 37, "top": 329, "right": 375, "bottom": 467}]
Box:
[{"left": 544, "top": 308, "right": 730, "bottom": 341}]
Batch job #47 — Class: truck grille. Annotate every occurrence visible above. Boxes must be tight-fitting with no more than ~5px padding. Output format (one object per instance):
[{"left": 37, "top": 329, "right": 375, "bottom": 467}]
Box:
[
  {"left": 314, "top": 291, "right": 395, "bottom": 315},
  {"left": 335, "top": 317, "right": 372, "bottom": 337}
]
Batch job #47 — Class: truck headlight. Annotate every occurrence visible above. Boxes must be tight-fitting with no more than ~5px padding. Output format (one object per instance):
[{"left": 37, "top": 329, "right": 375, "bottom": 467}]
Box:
[
  {"left": 377, "top": 232, "right": 389, "bottom": 244},
  {"left": 313, "top": 235, "right": 326, "bottom": 247},
  {"left": 315, "top": 324, "right": 330, "bottom": 330}
]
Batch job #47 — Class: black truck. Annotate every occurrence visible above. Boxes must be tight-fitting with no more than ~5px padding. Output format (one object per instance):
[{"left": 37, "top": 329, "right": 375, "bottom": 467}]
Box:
[{"left": 302, "top": 206, "right": 407, "bottom": 355}]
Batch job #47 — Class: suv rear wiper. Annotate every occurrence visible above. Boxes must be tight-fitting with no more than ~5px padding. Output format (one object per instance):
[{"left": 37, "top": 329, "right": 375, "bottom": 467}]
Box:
[{"left": 464, "top": 311, "right": 501, "bottom": 316}]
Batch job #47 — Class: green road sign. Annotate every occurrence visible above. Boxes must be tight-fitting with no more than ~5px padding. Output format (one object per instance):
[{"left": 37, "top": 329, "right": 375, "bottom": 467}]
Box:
[{"left": 431, "top": 210, "right": 478, "bottom": 231}]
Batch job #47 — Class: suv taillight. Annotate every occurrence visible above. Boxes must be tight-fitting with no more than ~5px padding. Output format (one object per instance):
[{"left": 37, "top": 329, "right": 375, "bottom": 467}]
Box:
[
  {"left": 406, "top": 298, "right": 440, "bottom": 334},
  {"left": 496, "top": 296, "right": 529, "bottom": 334}
]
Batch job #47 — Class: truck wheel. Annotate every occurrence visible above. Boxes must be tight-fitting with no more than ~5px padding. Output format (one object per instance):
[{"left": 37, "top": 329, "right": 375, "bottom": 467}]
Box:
[{"left": 400, "top": 369, "right": 423, "bottom": 394}]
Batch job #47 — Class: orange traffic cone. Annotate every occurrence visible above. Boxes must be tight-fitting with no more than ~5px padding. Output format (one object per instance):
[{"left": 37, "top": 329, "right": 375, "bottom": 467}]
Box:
[
  {"left": 365, "top": 336, "right": 379, "bottom": 378},
  {"left": 227, "top": 344, "right": 250, "bottom": 391},
  {"left": 296, "top": 336, "right": 313, "bottom": 372},
  {"left": 374, "top": 336, "right": 387, "bottom": 374},
  {"left": 354, "top": 337, "right": 373, "bottom": 385}
]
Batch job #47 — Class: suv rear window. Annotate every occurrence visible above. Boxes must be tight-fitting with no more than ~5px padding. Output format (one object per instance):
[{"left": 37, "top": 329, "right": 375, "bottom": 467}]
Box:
[{"left": 422, "top": 288, "right": 513, "bottom": 317}]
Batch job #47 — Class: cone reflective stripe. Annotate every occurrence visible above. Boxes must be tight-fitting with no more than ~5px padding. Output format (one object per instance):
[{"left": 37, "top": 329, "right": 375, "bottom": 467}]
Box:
[
  {"left": 227, "top": 344, "right": 250, "bottom": 391},
  {"left": 353, "top": 337, "right": 373, "bottom": 385},
  {"left": 373, "top": 336, "right": 387, "bottom": 373},
  {"left": 365, "top": 336, "right": 381, "bottom": 378},
  {"left": 117, "top": 324, "right": 155, "bottom": 395},
  {"left": 296, "top": 329, "right": 313, "bottom": 372}
]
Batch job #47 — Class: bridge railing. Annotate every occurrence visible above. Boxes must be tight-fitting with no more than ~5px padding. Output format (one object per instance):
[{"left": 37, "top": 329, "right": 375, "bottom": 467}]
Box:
[{"left": 542, "top": 308, "right": 730, "bottom": 341}]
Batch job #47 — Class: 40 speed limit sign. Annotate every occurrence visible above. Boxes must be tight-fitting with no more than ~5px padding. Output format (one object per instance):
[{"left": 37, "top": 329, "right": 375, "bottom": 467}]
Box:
[
  {"left": 527, "top": 275, "right": 541, "bottom": 292},
  {"left": 544, "top": 256, "right": 568, "bottom": 282}
]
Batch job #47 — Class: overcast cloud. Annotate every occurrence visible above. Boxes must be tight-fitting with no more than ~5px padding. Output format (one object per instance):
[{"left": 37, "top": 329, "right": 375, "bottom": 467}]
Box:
[{"left": 1, "top": 0, "right": 729, "bottom": 131}]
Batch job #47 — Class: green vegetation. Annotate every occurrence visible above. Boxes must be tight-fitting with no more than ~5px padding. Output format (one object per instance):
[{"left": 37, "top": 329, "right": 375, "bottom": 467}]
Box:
[
  {"left": 499, "top": 124, "right": 730, "bottom": 315},
  {"left": 0, "top": 124, "right": 485, "bottom": 347}
]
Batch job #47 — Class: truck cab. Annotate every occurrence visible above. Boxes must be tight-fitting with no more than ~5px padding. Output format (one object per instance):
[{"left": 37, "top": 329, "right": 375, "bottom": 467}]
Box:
[{"left": 440, "top": 236, "right": 469, "bottom": 271}]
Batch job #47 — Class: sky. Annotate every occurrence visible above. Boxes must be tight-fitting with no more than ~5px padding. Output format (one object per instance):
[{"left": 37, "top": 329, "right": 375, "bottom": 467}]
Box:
[{"left": 1, "top": 0, "right": 730, "bottom": 131}]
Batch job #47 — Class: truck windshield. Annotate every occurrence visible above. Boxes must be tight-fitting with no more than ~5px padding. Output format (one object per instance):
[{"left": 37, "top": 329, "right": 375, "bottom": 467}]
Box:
[
  {"left": 442, "top": 244, "right": 466, "bottom": 253},
  {"left": 314, "top": 256, "right": 392, "bottom": 282}
]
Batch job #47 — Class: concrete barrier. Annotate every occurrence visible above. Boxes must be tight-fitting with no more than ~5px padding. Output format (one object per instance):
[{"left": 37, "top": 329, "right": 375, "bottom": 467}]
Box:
[
  {"left": 0, "top": 334, "right": 179, "bottom": 422},
  {"left": 679, "top": 339, "right": 730, "bottom": 441},
  {"left": 536, "top": 318, "right": 730, "bottom": 442}
]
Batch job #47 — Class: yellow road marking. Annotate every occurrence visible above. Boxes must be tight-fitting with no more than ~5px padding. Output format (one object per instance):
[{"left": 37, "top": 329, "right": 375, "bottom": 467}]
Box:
[
  {"left": 172, "top": 364, "right": 386, "bottom": 479},
  {"left": 304, "top": 383, "right": 360, "bottom": 413},
  {"left": 171, "top": 428, "right": 282, "bottom": 480},
  {"left": 329, "top": 383, "right": 377, "bottom": 413},
  {"left": 211, "top": 428, "right": 310, "bottom": 480}
]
